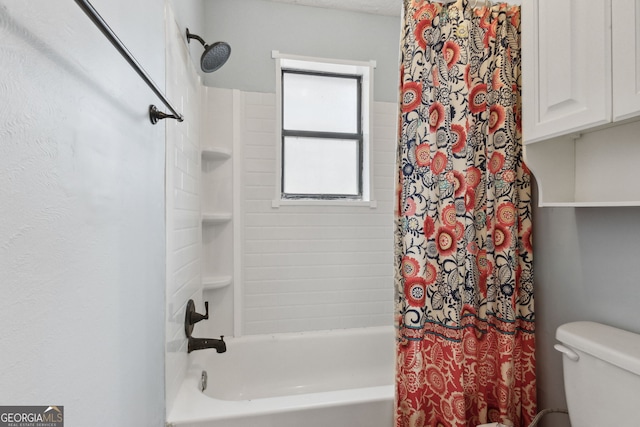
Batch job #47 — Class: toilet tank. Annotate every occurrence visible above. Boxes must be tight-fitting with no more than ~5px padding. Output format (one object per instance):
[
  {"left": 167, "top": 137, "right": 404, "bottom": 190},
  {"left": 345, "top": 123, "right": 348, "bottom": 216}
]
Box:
[{"left": 555, "top": 321, "right": 640, "bottom": 427}]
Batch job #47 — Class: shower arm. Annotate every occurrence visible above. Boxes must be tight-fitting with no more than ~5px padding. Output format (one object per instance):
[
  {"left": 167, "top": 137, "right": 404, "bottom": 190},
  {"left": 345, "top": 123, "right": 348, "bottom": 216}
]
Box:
[
  {"left": 73, "top": 0, "right": 184, "bottom": 124},
  {"left": 186, "top": 29, "right": 207, "bottom": 47}
]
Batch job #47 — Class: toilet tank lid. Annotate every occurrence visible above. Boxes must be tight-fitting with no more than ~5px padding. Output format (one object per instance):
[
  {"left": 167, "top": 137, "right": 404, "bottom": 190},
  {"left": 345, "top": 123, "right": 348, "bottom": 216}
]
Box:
[{"left": 556, "top": 321, "right": 640, "bottom": 376}]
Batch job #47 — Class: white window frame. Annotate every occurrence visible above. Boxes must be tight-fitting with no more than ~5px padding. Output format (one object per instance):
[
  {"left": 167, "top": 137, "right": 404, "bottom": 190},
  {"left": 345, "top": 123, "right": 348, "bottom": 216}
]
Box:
[{"left": 272, "top": 51, "right": 377, "bottom": 208}]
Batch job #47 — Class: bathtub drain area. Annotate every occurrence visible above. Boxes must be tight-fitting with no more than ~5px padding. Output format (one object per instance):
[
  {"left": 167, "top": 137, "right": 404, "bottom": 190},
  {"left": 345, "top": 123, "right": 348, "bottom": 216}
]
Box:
[{"left": 201, "top": 371, "right": 208, "bottom": 392}]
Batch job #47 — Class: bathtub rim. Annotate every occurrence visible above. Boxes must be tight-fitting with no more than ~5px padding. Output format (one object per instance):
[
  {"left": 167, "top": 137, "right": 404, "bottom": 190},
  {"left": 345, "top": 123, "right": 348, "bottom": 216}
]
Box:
[
  {"left": 215, "top": 324, "right": 395, "bottom": 344},
  {"left": 168, "top": 376, "right": 394, "bottom": 425}
]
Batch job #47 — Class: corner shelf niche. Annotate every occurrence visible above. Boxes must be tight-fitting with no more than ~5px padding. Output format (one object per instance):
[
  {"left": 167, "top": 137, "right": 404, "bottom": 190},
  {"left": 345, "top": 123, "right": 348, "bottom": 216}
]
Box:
[
  {"left": 202, "top": 212, "right": 232, "bottom": 225},
  {"left": 200, "top": 137, "right": 233, "bottom": 297},
  {"left": 198, "top": 87, "right": 240, "bottom": 338},
  {"left": 202, "top": 275, "right": 232, "bottom": 290},
  {"left": 201, "top": 147, "right": 231, "bottom": 162}
]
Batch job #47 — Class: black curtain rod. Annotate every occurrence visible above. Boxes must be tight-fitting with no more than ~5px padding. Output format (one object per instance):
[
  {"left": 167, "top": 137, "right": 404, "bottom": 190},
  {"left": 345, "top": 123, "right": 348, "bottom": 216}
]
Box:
[{"left": 74, "top": 0, "right": 184, "bottom": 124}]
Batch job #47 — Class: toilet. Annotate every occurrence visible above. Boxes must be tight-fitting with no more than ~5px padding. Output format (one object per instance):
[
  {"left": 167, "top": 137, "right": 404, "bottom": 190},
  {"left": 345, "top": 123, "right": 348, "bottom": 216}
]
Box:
[{"left": 555, "top": 321, "right": 640, "bottom": 427}]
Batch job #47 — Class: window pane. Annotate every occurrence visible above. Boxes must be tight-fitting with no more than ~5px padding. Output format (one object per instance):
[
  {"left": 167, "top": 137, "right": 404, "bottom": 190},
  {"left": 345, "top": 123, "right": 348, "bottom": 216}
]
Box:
[
  {"left": 283, "top": 72, "right": 358, "bottom": 133},
  {"left": 283, "top": 137, "right": 359, "bottom": 196}
]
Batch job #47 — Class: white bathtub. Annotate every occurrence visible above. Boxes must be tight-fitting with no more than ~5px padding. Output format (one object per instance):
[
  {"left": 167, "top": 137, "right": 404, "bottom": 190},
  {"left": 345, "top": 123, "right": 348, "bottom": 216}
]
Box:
[{"left": 167, "top": 326, "right": 395, "bottom": 427}]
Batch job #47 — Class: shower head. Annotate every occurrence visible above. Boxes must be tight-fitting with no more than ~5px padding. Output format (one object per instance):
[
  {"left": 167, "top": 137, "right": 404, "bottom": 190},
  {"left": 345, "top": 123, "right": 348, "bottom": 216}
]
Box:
[
  {"left": 200, "top": 42, "right": 231, "bottom": 73},
  {"left": 186, "top": 28, "right": 231, "bottom": 73}
]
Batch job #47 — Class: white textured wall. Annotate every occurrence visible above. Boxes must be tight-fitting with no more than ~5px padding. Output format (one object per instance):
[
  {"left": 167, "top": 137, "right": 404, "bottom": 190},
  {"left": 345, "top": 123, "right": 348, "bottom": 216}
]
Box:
[
  {"left": 0, "top": 0, "right": 165, "bottom": 425},
  {"left": 241, "top": 91, "right": 397, "bottom": 334},
  {"left": 164, "top": 6, "right": 205, "bottom": 417}
]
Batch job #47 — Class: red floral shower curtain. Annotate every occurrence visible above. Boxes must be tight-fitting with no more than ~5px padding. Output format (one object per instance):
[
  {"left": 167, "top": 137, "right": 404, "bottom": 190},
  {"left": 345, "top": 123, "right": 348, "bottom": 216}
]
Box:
[{"left": 395, "top": 1, "right": 535, "bottom": 426}]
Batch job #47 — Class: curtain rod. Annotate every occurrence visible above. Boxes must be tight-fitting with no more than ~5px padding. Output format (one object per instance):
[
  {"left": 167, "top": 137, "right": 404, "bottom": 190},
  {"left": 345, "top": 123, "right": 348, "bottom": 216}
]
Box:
[{"left": 73, "top": 0, "right": 184, "bottom": 124}]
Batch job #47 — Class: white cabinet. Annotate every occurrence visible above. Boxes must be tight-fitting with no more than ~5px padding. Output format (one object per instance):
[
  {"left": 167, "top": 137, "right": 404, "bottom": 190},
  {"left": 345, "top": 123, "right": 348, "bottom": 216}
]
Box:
[
  {"left": 612, "top": 0, "right": 640, "bottom": 121},
  {"left": 522, "top": 0, "right": 640, "bottom": 206},
  {"left": 523, "top": 0, "right": 640, "bottom": 139},
  {"left": 522, "top": 0, "right": 611, "bottom": 143}
]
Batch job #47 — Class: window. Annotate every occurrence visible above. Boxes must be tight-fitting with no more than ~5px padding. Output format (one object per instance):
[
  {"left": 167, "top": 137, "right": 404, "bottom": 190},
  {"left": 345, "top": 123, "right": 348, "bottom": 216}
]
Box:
[{"left": 272, "top": 52, "right": 376, "bottom": 206}]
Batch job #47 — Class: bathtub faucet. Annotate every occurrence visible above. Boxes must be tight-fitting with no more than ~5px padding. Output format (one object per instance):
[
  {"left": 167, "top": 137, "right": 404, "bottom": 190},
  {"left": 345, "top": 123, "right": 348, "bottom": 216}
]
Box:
[
  {"left": 188, "top": 335, "right": 226, "bottom": 353},
  {"left": 184, "top": 299, "right": 227, "bottom": 354}
]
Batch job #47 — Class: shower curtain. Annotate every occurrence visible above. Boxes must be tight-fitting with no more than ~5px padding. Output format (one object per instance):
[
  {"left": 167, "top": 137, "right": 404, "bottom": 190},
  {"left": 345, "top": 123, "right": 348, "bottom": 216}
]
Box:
[{"left": 395, "top": 1, "right": 535, "bottom": 426}]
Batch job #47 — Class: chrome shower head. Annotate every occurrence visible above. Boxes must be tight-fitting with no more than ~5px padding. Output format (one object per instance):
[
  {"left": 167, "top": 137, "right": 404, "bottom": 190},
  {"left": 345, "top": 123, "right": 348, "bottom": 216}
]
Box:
[{"left": 186, "top": 28, "right": 231, "bottom": 73}]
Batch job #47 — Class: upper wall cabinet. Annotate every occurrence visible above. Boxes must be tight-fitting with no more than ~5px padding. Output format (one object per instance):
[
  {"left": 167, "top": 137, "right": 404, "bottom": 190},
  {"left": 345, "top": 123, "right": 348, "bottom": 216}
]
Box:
[
  {"left": 522, "top": 0, "right": 612, "bottom": 143},
  {"left": 612, "top": 0, "right": 640, "bottom": 121},
  {"left": 522, "top": 0, "right": 640, "bottom": 206}
]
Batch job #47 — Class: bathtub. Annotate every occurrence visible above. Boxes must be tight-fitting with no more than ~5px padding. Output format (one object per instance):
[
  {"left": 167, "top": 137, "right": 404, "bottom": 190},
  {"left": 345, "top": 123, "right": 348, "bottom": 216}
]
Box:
[{"left": 167, "top": 326, "right": 395, "bottom": 427}]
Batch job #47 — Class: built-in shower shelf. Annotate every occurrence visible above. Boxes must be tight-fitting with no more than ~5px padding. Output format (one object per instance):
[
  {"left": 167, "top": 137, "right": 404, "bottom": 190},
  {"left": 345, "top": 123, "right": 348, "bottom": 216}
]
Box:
[
  {"left": 202, "top": 275, "right": 233, "bottom": 290},
  {"left": 202, "top": 212, "right": 232, "bottom": 225},
  {"left": 201, "top": 147, "right": 231, "bottom": 161}
]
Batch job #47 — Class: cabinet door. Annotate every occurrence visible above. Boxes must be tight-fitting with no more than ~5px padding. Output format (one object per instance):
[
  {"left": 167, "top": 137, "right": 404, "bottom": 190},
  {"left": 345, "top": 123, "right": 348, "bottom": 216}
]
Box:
[
  {"left": 522, "top": 0, "right": 611, "bottom": 143},
  {"left": 612, "top": 0, "right": 640, "bottom": 121}
]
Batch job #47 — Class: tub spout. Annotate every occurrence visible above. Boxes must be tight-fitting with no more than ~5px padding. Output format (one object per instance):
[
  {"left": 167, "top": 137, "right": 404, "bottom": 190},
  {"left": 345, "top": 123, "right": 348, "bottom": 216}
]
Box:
[{"left": 188, "top": 335, "right": 226, "bottom": 353}]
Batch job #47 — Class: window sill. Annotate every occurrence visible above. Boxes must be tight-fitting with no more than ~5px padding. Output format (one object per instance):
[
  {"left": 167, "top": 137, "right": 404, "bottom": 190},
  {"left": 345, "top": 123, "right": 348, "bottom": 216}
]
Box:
[{"left": 272, "top": 199, "right": 377, "bottom": 208}]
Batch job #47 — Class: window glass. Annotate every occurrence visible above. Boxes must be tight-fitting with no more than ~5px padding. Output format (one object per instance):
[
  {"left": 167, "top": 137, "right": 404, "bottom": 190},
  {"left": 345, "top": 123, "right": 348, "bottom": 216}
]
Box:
[
  {"left": 283, "top": 72, "right": 358, "bottom": 134},
  {"left": 273, "top": 52, "right": 373, "bottom": 204},
  {"left": 283, "top": 136, "right": 359, "bottom": 196}
]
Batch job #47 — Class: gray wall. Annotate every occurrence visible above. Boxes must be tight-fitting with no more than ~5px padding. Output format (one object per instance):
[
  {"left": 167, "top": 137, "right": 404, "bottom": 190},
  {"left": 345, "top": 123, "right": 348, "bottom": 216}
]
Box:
[
  {"left": 201, "top": 0, "right": 401, "bottom": 102},
  {"left": 533, "top": 197, "right": 640, "bottom": 427}
]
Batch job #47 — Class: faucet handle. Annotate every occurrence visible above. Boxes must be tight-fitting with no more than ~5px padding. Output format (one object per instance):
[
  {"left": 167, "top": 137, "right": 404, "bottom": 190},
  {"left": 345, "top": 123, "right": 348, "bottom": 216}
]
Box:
[
  {"left": 189, "top": 301, "right": 209, "bottom": 325},
  {"left": 185, "top": 299, "right": 209, "bottom": 338}
]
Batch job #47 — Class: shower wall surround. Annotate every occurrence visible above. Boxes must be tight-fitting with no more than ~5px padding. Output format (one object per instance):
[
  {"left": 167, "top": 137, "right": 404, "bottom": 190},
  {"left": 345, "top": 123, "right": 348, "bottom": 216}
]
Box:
[
  {"left": 193, "top": 87, "right": 397, "bottom": 336},
  {"left": 240, "top": 92, "right": 397, "bottom": 335},
  {"left": 164, "top": 6, "right": 207, "bottom": 416}
]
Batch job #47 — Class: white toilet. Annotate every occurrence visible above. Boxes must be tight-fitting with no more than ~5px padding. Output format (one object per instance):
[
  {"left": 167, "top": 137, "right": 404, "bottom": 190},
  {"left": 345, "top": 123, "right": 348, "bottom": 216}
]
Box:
[{"left": 555, "top": 321, "right": 640, "bottom": 427}]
